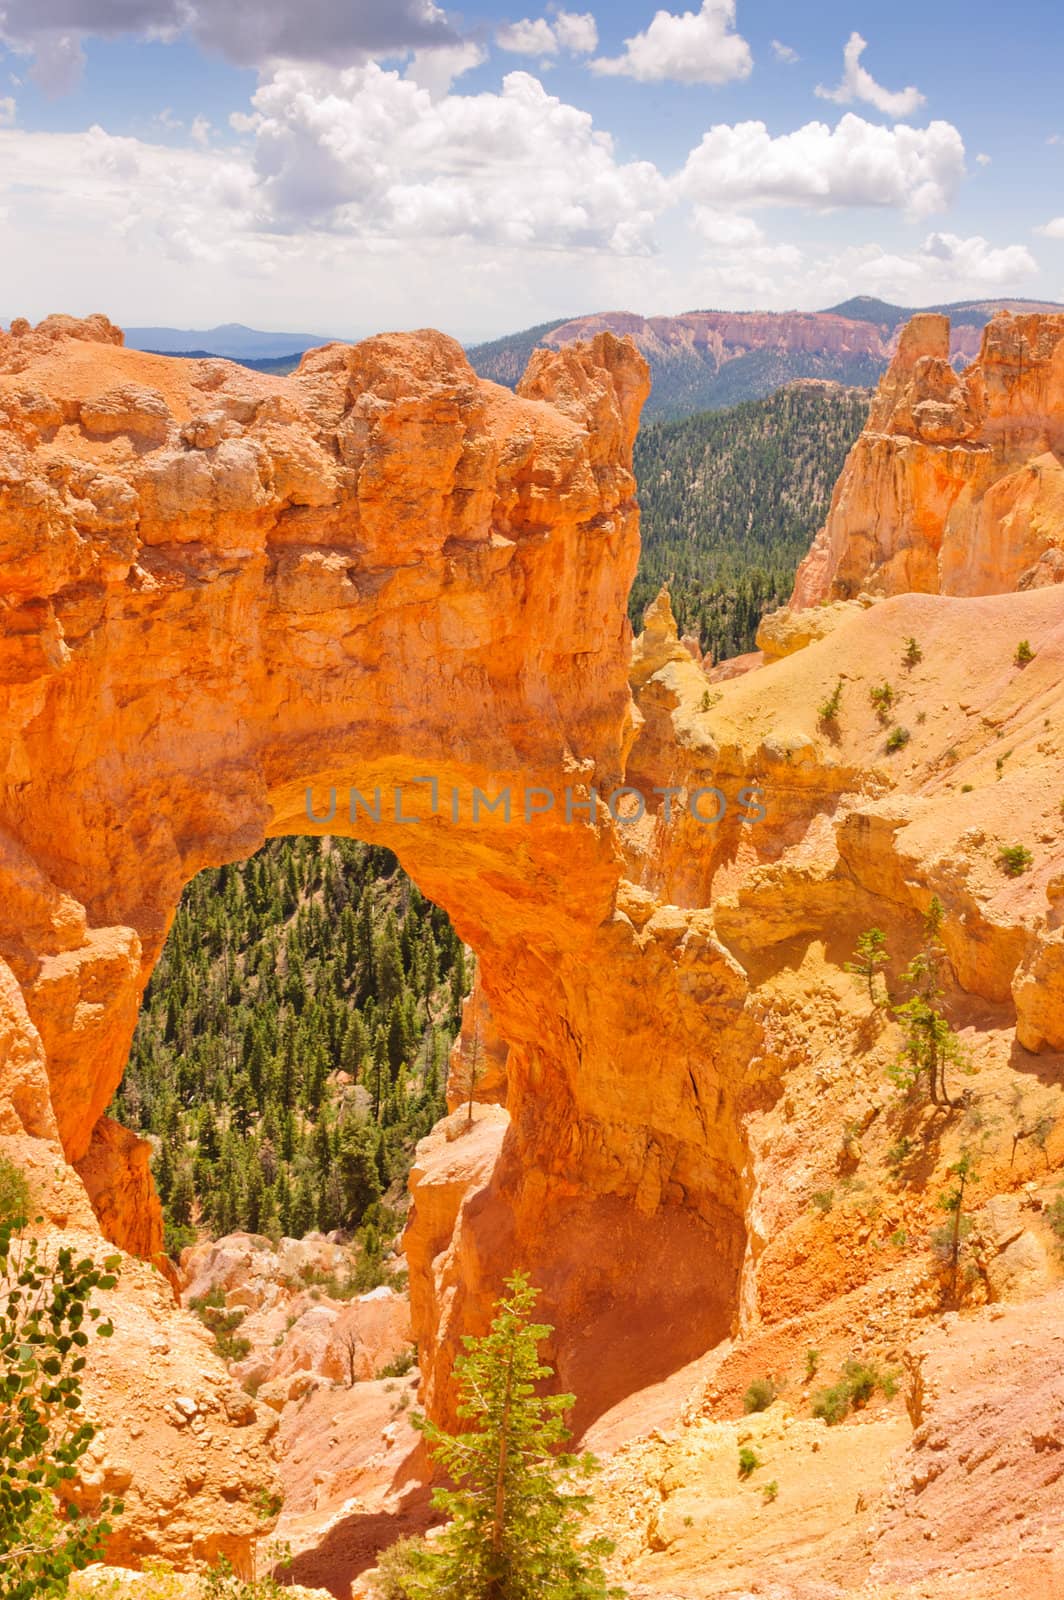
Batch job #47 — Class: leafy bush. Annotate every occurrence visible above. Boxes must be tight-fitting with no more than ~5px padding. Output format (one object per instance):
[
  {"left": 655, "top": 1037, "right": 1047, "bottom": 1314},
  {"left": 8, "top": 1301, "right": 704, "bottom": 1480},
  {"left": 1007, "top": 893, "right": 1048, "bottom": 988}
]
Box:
[
  {"left": 1047, "top": 1196, "right": 1064, "bottom": 1261},
  {"left": 737, "top": 1446, "right": 760, "bottom": 1479},
  {"left": 869, "top": 683, "right": 895, "bottom": 723},
  {"left": 377, "top": 1346, "right": 418, "bottom": 1380},
  {"left": 818, "top": 680, "right": 843, "bottom": 725},
  {"left": 886, "top": 1136, "right": 912, "bottom": 1177},
  {"left": 0, "top": 1156, "right": 30, "bottom": 1230},
  {"left": 999, "top": 844, "right": 1033, "bottom": 877},
  {"left": 811, "top": 1190, "right": 834, "bottom": 1213},
  {"left": 1015, "top": 640, "right": 1034, "bottom": 666},
  {"left": 903, "top": 637, "right": 923, "bottom": 667},
  {"left": 811, "top": 1381, "right": 851, "bottom": 1426},
  {"left": 0, "top": 1220, "right": 122, "bottom": 1598},
  {"left": 804, "top": 1348, "right": 820, "bottom": 1381},
  {"left": 189, "top": 1288, "right": 252, "bottom": 1363},
  {"left": 368, "top": 1536, "right": 432, "bottom": 1599},
  {"left": 885, "top": 725, "right": 911, "bottom": 753},
  {"left": 811, "top": 1359, "right": 896, "bottom": 1426},
  {"left": 742, "top": 1377, "right": 778, "bottom": 1415},
  {"left": 761, "top": 1480, "right": 779, "bottom": 1502},
  {"left": 201, "top": 1543, "right": 293, "bottom": 1600}
]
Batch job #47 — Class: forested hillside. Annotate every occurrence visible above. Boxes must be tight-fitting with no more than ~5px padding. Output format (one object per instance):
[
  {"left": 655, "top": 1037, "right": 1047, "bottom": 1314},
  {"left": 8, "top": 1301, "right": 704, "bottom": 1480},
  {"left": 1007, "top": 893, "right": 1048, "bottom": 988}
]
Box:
[
  {"left": 631, "top": 383, "right": 870, "bottom": 660},
  {"left": 116, "top": 837, "right": 463, "bottom": 1257}
]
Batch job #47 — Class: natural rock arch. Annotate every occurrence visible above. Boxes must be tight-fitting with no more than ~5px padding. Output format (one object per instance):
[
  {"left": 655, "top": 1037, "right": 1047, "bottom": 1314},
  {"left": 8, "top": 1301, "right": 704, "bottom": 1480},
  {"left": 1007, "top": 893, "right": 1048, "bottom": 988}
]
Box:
[{"left": 0, "top": 315, "right": 752, "bottom": 1437}]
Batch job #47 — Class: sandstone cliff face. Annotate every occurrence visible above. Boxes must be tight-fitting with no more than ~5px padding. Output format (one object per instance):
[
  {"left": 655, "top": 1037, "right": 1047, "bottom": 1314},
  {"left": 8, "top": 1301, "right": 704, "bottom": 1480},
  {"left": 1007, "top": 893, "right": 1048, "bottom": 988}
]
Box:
[
  {"left": 791, "top": 311, "right": 1064, "bottom": 605},
  {"left": 4, "top": 311, "right": 1064, "bottom": 1598},
  {"left": 545, "top": 309, "right": 981, "bottom": 369},
  {"left": 6, "top": 313, "right": 742, "bottom": 1498}
]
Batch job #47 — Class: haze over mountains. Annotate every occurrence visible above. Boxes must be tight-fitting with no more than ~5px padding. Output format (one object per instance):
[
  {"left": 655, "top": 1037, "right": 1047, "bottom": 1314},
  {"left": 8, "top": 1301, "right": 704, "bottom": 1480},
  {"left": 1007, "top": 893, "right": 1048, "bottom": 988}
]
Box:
[
  {"left": 123, "top": 322, "right": 331, "bottom": 359},
  {"left": 109, "top": 297, "right": 1064, "bottom": 420}
]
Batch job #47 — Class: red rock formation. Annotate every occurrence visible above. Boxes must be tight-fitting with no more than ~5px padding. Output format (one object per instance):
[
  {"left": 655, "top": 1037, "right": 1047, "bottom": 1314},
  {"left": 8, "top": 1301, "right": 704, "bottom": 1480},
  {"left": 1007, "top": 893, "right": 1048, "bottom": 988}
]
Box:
[
  {"left": 791, "top": 310, "right": 1064, "bottom": 605},
  {"left": 544, "top": 307, "right": 1010, "bottom": 373},
  {"left": 2, "top": 313, "right": 755, "bottom": 1457},
  {"left": 5, "top": 311, "right": 1064, "bottom": 1599}
]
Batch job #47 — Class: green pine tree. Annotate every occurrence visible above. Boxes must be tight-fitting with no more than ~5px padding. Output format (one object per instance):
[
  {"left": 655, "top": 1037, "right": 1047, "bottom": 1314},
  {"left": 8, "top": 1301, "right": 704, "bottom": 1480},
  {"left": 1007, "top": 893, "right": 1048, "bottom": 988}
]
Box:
[
  {"left": 408, "top": 1272, "right": 624, "bottom": 1600},
  {"left": 844, "top": 928, "right": 889, "bottom": 1005}
]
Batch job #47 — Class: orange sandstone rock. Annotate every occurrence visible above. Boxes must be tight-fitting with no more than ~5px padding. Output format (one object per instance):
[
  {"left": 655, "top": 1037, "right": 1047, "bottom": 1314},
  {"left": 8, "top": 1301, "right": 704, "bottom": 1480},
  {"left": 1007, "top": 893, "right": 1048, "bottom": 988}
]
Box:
[
  {"left": 791, "top": 310, "right": 1064, "bottom": 605},
  {"left": 4, "top": 311, "right": 1064, "bottom": 1598}
]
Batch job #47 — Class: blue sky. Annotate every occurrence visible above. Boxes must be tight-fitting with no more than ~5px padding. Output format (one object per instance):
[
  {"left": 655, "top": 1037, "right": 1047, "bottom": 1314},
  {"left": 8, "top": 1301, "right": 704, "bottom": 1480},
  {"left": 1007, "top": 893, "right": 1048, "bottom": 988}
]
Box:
[{"left": 1, "top": 0, "right": 1062, "bottom": 341}]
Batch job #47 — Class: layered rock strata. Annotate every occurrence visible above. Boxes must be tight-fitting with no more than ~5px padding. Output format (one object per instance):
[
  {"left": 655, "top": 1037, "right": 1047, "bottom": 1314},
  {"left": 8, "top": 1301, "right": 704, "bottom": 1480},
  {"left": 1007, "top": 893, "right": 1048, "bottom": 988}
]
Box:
[{"left": 792, "top": 311, "right": 1064, "bottom": 604}]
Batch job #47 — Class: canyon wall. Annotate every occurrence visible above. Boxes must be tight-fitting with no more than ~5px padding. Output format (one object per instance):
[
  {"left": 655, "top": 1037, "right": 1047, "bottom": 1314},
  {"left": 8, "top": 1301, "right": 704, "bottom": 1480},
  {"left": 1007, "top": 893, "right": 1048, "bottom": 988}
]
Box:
[
  {"left": 791, "top": 310, "right": 1064, "bottom": 606},
  {"left": 3, "top": 311, "right": 1064, "bottom": 1592},
  {"left": 1, "top": 312, "right": 759, "bottom": 1483}
]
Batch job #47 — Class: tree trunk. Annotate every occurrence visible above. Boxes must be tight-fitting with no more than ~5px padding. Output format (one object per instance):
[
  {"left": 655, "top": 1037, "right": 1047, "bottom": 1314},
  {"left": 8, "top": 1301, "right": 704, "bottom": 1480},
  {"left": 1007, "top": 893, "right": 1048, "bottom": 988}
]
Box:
[{"left": 491, "top": 1343, "right": 515, "bottom": 1565}]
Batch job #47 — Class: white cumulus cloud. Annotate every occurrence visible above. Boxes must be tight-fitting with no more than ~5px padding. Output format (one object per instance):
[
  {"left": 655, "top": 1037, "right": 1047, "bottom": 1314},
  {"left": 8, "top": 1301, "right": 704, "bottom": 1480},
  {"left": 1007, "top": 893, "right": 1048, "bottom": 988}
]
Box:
[
  {"left": 591, "top": 0, "right": 752, "bottom": 86},
  {"left": 246, "top": 63, "right": 669, "bottom": 252},
  {"left": 551, "top": 10, "right": 598, "bottom": 53},
  {"left": 771, "top": 39, "right": 798, "bottom": 64},
  {"left": 496, "top": 17, "right": 558, "bottom": 55},
  {"left": 1036, "top": 217, "right": 1064, "bottom": 239},
  {"left": 406, "top": 39, "right": 487, "bottom": 96},
  {"left": 690, "top": 207, "right": 764, "bottom": 247},
  {"left": 496, "top": 12, "right": 598, "bottom": 57},
  {"left": 816, "top": 32, "right": 925, "bottom": 120},
  {"left": 679, "top": 114, "right": 965, "bottom": 219},
  {"left": 0, "top": 96, "right": 15, "bottom": 126},
  {"left": 835, "top": 233, "right": 1038, "bottom": 298}
]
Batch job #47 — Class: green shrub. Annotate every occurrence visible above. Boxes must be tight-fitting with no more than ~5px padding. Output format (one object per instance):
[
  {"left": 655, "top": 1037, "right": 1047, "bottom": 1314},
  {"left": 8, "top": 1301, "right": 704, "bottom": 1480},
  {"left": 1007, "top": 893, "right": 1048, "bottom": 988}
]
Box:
[
  {"left": 886, "top": 1135, "right": 912, "bottom": 1176},
  {"left": 367, "top": 1537, "right": 432, "bottom": 1599},
  {"left": 0, "top": 1221, "right": 122, "bottom": 1597},
  {"left": 377, "top": 1346, "right": 418, "bottom": 1380},
  {"left": 841, "top": 1359, "right": 896, "bottom": 1408},
  {"left": 818, "top": 680, "right": 844, "bottom": 724},
  {"left": 903, "top": 637, "right": 923, "bottom": 667},
  {"left": 0, "top": 1155, "right": 30, "bottom": 1228},
  {"left": 1015, "top": 640, "right": 1034, "bottom": 666},
  {"left": 999, "top": 844, "right": 1033, "bottom": 877},
  {"left": 164, "top": 1217, "right": 197, "bottom": 1262},
  {"left": 869, "top": 683, "right": 895, "bottom": 723},
  {"left": 811, "top": 1381, "right": 852, "bottom": 1426},
  {"left": 804, "top": 1348, "right": 820, "bottom": 1381},
  {"left": 1047, "top": 1196, "right": 1064, "bottom": 1260},
  {"left": 737, "top": 1445, "right": 760, "bottom": 1479},
  {"left": 761, "top": 1479, "right": 779, "bottom": 1503},
  {"left": 201, "top": 1543, "right": 293, "bottom": 1599},
  {"left": 190, "top": 1287, "right": 252, "bottom": 1363},
  {"left": 885, "top": 725, "right": 911, "bottom": 753},
  {"left": 812, "top": 1359, "right": 896, "bottom": 1425},
  {"left": 811, "top": 1189, "right": 834, "bottom": 1213},
  {"left": 742, "top": 1376, "right": 778, "bottom": 1414}
]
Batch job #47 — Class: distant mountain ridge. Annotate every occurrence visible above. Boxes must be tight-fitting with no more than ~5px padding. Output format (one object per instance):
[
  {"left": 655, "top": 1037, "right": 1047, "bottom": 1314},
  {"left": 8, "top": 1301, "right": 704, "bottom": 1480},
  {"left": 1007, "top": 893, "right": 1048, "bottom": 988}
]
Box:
[
  {"left": 468, "top": 297, "right": 1064, "bottom": 420},
  {"left": 123, "top": 322, "right": 333, "bottom": 359},
  {"left": 94, "top": 298, "right": 1064, "bottom": 420}
]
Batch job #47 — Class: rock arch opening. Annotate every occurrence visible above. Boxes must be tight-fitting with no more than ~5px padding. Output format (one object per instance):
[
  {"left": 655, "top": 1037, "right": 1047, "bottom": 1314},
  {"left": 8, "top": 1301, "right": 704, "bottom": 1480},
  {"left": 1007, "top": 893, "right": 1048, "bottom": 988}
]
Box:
[
  {"left": 116, "top": 837, "right": 466, "bottom": 1251},
  {"left": 0, "top": 315, "right": 750, "bottom": 1442}
]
